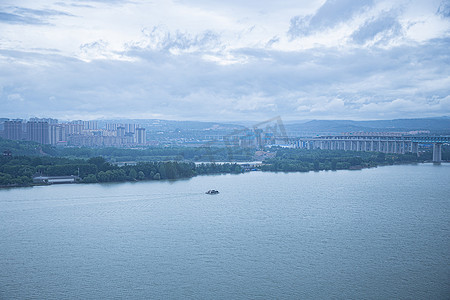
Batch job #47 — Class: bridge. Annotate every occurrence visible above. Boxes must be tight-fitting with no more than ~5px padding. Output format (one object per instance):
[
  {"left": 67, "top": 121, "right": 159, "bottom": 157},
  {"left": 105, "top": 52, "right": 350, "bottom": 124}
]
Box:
[{"left": 291, "top": 135, "right": 450, "bottom": 163}]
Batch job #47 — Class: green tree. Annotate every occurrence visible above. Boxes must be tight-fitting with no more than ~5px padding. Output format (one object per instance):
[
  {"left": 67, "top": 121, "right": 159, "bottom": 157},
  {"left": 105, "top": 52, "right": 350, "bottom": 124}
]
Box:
[
  {"left": 313, "top": 160, "right": 320, "bottom": 171},
  {"left": 83, "top": 174, "right": 98, "bottom": 183},
  {"left": 331, "top": 159, "right": 337, "bottom": 170},
  {"left": 88, "top": 156, "right": 106, "bottom": 167},
  {"left": 128, "top": 168, "right": 137, "bottom": 180},
  {"left": 97, "top": 171, "right": 109, "bottom": 182}
]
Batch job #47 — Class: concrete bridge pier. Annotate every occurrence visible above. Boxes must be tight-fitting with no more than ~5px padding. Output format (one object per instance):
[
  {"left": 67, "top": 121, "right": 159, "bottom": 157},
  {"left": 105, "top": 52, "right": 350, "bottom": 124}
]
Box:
[
  {"left": 433, "top": 143, "right": 442, "bottom": 163},
  {"left": 412, "top": 142, "right": 419, "bottom": 155}
]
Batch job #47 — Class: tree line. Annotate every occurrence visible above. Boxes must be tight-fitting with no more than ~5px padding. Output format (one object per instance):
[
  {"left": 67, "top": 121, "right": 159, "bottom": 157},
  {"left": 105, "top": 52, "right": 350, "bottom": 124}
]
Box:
[
  {"left": 0, "top": 155, "right": 243, "bottom": 187},
  {"left": 1, "top": 137, "right": 448, "bottom": 187},
  {"left": 261, "top": 148, "right": 425, "bottom": 172},
  {"left": 0, "top": 137, "right": 254, "bottom": 162}
]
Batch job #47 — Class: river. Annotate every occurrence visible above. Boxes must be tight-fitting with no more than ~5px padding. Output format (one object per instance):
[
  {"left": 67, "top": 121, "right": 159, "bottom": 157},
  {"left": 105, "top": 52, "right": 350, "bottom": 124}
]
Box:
[{"left": 0, "top": 163, "right": 449, "bottom": 299}]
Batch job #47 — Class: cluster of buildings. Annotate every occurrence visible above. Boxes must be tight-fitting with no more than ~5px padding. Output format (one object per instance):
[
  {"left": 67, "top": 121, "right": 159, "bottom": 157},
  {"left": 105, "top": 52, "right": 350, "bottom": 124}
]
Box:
[
  {"left": 0, "top": 118, "right": 146, "bottom": 147},
  {"left": 203, "top": 129, "right": 282, "bottom": 148}
]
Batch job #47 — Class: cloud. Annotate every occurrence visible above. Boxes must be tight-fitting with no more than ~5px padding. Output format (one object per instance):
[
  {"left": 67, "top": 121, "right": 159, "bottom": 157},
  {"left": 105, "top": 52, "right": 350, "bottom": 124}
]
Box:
[
  {"left": 357, "top": 95, "right": 450, "bottom": 119},
  {"left": 79, "top": 40, "right": 117, "bottom": 61},
  {"left": 351, "top": 11, "right": 403, "bottom": 44},
  {"left": 0, "top": 0, "right": 449, "bottom": 121},
  {"left": 174, "top": 0, "right": 311, "bottom": 13},
  {"left": 437, "top": 0, "right": 450, "bottom": 18},
  {"left": 0, "top": 6, "right": 73, "bottom": 25},
  {"left": 0, "top": 12, "right": 42, "bottom": 25},
  {"left": 2, "top": 33, "right": 449, "bottom": 121},
  {"left": 297, "top": 97, "right": 346, "bottom": 113},
  {"left": 11, "top": 7, "right": 73, "bottom": 18},
  {"left": 66, "top": 0, "right": 132, "bottom": 4},
  {"left": 7, "top": 93, "right": 24, "bottom": 102},
  {"left": 232, "top": 93, "right": 278, "bottom": 112},
  {"left": 128, "top": 25, "right": 223, "bottom": 55},
  {"left": 288, "top": 0, "right": 374, "bottom": 38}
]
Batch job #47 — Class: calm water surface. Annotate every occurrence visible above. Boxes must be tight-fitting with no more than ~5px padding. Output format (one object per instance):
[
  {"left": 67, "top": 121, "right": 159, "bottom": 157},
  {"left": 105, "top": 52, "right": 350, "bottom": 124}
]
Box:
[{"left": 0, "top": 164, "right": 449, "bottom": 299}]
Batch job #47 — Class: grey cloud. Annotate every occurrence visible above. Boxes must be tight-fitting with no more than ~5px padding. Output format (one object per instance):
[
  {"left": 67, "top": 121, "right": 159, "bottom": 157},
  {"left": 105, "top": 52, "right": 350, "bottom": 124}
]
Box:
[
  {"left": 129, "top": 26, "right": 222, "bottom": 54},
  {"left": 54, "top": 2, "right": 95, "bottom": 8},
  {"left": 288, "top": 16, "right": 311, "bottom": 38},
  {"left": 265, "top": 36, "right": 280, "bottom": 48},
  {"left": 351, "top": 11, "right": 403, "bottom": 44},
  {"left": 1, "top": 36, "right": 449, "bottom": 121},
  {"left": 437, "top": 0, "right": 450, "bottom": 18},
  {"left": 72, "top": 0, "right": 130, "bottom": 3},
  {"left": 67, "top": 0, "right": 139, "bottom": 6},
  {"left": 11, "top": 7, "right": 73, "bottom": 17},
  {"left": 289, "top": 0, "right": 374, "bottom": 38},
  {"left": 166, "top": 31, "right": 221, "bottom": 51},
  {"left": 175, "top": 0, "right": 305, "bottom": 12},
  {"left": 0, "top": 12, "right": 42, "bottom": 25},
  {"left": 79, "top": 40, "right": 110, "bottom": 58},
  {"left": 0, "top": 6, "right": 73, "bottom": 25}
]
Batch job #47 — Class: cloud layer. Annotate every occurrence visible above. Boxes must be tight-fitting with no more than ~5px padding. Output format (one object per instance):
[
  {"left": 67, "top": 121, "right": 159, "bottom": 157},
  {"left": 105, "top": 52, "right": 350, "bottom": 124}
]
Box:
[{"left": 0, "top": 0, "right": 449, "bottom": 121}]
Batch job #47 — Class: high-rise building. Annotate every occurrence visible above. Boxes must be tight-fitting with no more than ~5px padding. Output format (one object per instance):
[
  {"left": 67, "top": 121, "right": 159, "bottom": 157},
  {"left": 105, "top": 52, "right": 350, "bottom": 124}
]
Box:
[
  {"left": 27, "top": 121, "right": 49, "bottom": 144},
  {"left": 106, "top": 123, "right": 120, "bottom": 131},
  {"left": 136, "top": 127, "right": 146, "bottom": 145},
  {"left": 82, "top": 120, "right": 98, "bottom": 130},
  {"left": 70, "top": 120, "right": 83, "bottom": 125},
  {"left": 4, "top": 120, "right": 24, "bottom": 140},
  {"left": 63, "top": 123, "right": 83, "bottom": 135},
  {"left": 117, "top": 126, "right": 126, "bottom": 137},
  {"left": 49, "top": 124, "right": 67, "bottom": 145},
  {"left": 29, "top": 117, "right": 58, "bottom": 124},
  {"left": 254, "top": 129, "right": 263, "bottom": 148},
  {"left": 0, "top": 118, "right": 9, "bottom": 134},
  {"left": 125, "top": 132, "right": 135, "bottom": 145},
  {"left": 125, "top": 123, "right": 136, "bottom": 134}
]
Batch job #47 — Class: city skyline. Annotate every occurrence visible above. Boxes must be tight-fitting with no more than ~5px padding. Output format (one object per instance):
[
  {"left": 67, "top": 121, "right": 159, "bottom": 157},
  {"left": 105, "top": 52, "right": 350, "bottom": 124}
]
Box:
[
  {"left": 1, "top": 0, "right": 450, "bottom": 121},
  {"left": 1, "top": 118, "right": 147, "bottom": 147}
]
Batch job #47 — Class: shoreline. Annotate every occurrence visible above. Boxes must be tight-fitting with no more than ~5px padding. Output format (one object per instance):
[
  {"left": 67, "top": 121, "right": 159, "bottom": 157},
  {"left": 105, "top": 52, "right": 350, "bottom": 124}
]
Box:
[{"left": 1, "top": 161, "right": 445, "bottom": 189}]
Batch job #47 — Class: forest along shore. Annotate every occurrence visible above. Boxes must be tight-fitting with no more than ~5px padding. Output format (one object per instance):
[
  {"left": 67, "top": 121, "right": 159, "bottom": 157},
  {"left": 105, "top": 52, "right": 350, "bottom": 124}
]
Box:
[{"left": 0, "top": 146, "right": 439, "bottom": 188}]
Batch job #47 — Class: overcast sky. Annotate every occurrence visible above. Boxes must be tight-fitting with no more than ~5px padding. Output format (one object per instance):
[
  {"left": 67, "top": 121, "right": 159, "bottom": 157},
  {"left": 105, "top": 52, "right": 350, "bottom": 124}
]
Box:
[{"left": 1, "top": 0, "right": 449, "bottom": 121}]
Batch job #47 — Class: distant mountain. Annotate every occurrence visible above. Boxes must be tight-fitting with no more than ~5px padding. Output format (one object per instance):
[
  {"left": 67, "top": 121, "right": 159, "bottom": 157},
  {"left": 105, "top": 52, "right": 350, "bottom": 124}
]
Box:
[
  {"left": 100, "top": 117, "right": 450, "bottom": 135},
  {"left": 359, "top": 117, "right": 450, "bottom": 131},
  {"left": 284, "top": 117, "right": 450, "bottom": 135},
  {"left": 99, "top": 119, "right": 244, "bottom": 132}
]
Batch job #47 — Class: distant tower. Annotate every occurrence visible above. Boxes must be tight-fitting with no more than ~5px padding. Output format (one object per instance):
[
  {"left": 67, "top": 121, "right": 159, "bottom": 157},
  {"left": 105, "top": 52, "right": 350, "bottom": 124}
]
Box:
[
  {"left": 4, "top": 120, "right": 24, "bottom": 140},
  {"left": 106, "top": 123, "right": 120, "bottom": 131},
  {"left": 116, "top": 126, "right": 126, "bottom": 137},
  {"left": 83, "top": 120, "right": 98, "bottom": 130},
  {"left": 254, "top": 128, "right": 263, "bottom": 148},
  {"left": 27, "top": 121, "right": 50, "bottom": 144},
  {"left": 62, "top": 123, "right": 83, "bottom": 136},
  {"left": 0, "top": 118, "right": 7, "bottom": 132},
  {"left": 136, "top": 128, "right": 146, "bottom": 145},
  {"left": 29, "top": 117, "right": 58, "bottom": 124},
  {"left": 49, "top": 124, "right": 67, "bottom": 145},
  {"left": 126, "top": 123, "right": 136, "bottom": 134}
]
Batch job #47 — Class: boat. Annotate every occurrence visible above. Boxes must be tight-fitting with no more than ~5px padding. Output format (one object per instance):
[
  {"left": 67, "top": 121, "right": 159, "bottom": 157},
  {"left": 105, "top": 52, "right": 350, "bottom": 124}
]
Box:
[{"left": 205, "top": 189, "right": 219, "bottom": 195}]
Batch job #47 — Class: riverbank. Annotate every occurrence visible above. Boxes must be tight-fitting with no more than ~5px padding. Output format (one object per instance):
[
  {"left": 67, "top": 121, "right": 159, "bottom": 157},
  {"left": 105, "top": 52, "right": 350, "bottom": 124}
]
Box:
[
  {"left": 2, "top": 160, "right": 443, "bottom": 189},
  {"left": 1, "top": 148, "right": 443, "bottom": 188}
]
